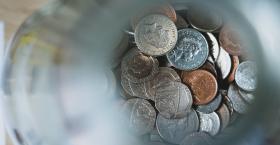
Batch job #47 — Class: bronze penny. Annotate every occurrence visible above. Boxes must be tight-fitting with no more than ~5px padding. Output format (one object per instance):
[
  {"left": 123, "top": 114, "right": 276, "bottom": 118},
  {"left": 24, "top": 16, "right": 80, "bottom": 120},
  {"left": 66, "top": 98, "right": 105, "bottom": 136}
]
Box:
[
  {"left": 219, "top": 25, "right": 243, "bottom": 56},
  {"left": 227, "top": 56, "right": 240, "bottom": 83},
  {"left": 181, "top": 70, "right": 218, "bottom": 105},
  {"left": 199, "top": 61, "right": 218, "bottom": 77}
]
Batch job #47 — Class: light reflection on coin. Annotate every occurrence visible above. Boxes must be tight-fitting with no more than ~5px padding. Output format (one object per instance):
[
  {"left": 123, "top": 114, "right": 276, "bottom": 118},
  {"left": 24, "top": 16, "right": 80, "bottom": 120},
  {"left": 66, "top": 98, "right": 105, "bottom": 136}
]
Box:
[
  {"left": 235, "top": 61, "right": 257, "bottom": 92},
  {"left": 150, "top": 129, "right": 164, "bottom": 142},
  {"left": 135, "top": 14, "right": 178, "bottom": 56},
  {"left": 198, "top": 112, "right": 221, "bottom": 136},
  {"left": 123, "top": 98, "right": 156, "bottom": 135},
  {"left": 167, "top": 28, "right": 209, "bottom": 70},
  {"left": 216, "top": 47, "right": 232, "bottom": 79},
  {"left": 206, "top": 32, "right": 220, "bottom": 63},
  {"left": 156, "top": 110, "right": 199, "bottom": 144},
  {"left": 238, "top": 89, "right": 255, "bottom": 104},
  {"left": 197, "top": 93, "right": 222, "bottom": 114},
  {"left": 180, "top": 132, "right": 214, "bottom": 145},
  {"left": 216, "top": 104, "right": 231, "bottom": 130},
  {"left": 227, "top": 84, "right": 248, "bottom": 114}
]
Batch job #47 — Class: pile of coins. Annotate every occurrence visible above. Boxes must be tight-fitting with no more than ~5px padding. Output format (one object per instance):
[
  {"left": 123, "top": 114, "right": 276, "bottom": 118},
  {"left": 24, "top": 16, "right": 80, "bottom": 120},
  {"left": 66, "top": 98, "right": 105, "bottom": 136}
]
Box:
[{"left": 115, "top": 3, "right": 257, "bottom": 145}]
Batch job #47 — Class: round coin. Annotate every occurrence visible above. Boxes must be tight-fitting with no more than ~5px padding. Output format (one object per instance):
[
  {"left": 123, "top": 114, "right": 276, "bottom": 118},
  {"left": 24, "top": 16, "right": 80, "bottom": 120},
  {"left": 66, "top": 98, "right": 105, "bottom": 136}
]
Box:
[
  {"left": 238, "top": 89, "right": 255, "bottom": 104},
  {"left": 135, "top": 14, "right": 178, "bottom": 56},
  {"left": 198, "top": 112, "right": 221, "bottom": 136},
  {"left": 216, "top": 104, "right": 231, "bottom": 130},
  {"left": 227, "top": 84, "right": 248, "bottom": 114},
  {"left": 155, "top": 82, "right": 193, "bottom": 118},
  {"left": 175, "top": 14, "right": 189, "bottom": 30},
  {"left": 180, "top": 132, "right": 214, "bottom": 145},
  {"left": 227, "top": 56, "right": 240, "bottom": 83},
  {"left": 235, "top": 61, "right": 257, "bottom": 92},
  {"left": 216, "top": 47, "right": 232, "bottom": 79},
  {"left": 196, "top": 93, "right": 222, "bottom": 114},
  {"left": 181, "top": 70, "right": 218, "bottom": 105},
  {"left": 199, "top": 61, "right": 218, "bottom": 77},
  {"left": 156, "top": 110, "right": 199, "bottom": 144},
  {"left": 122, "top": 98, "right": 156, "bottom": 135},
  {"left": 167, "top": 28, "right": 209, "bottom": 70},
  {"left": 206, "top": 32, "right": 220, "bottom": 63}
]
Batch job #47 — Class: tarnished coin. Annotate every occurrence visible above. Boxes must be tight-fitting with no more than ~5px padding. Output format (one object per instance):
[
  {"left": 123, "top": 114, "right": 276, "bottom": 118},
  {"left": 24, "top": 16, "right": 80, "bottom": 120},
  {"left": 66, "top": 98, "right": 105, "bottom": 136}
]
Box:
[
  {"left": 199, "top": 61, "right": 218, "bottom": 77},
  {"left": 227, "top": 84, "right": 248, "bottom": 114},
  {"left": 135, "top": 14, "right": 178, "bottom": 56},
  {"left": 187, "top": 6, "right": 223, "bottom": 32},
  {"left": 156, "top": 110, "right": 199, "bottom": 144},
  {"left": 197, "top": 93, "right": 222, "bottom": 114},
  {"left": 122, "top": 98, "right": 156, "bottom": 135},
  {"left": 206, "top": 32, "right": 220, "bottom": 63},
  {"left": 238, "top": 89, "right": 255, "bottom": 104},
  {"left": 227, "top": 56, "right": 240, "bottom": 83},
  {"left": 175, "top": 14, "right": 189, "bottom": 30},
  {"left": 167, "top": 28, "right": 209, "bottom": 70},
  {"left": 216, "top": 47, "right": 232, "bottom": 79},
  {"left": 198, "top": 112, "right": 221, "bottom": 136},
  {"left": 155, "top": 82, "right": 193, "bottom": 118},
  {"left": 235, "top": 61, "right": 257, "bottom": 92},
  {"left": 219, "top": 25, "right": 243, "bottom": 56},
  {"left": 216, "top": 104, "right": 231, "bottom": 130},
  {"left": 181, "top": 70, "right": 218, "bottom": 105},
  {"left": 180, "top": 132, "right": 214, "bottom": 145},
  {"left": 121, "top": 49, "right": 159, "bottom": 83}
]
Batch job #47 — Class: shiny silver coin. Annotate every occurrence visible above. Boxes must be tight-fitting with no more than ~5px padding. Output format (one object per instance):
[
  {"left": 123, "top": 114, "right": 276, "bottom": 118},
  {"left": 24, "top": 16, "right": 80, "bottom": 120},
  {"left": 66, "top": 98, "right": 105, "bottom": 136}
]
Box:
[
  {"left": 156, "top": 110, "right": 199, "bottom": 144},
  {"left": 235, "top": 61, "right": 257, "bottom": 92},
  {"left": 227, "top": 84, "right": 248, "bottom": 114},
  {"left": 180, "top": 132, "right": 214, "bottom": 145},
  {"left": 197, "top": 93, "right": 222, "bottom": 114},
  {"left": 155, "top": 82, "right": 193, "bottom": 118},
  {"left": 121, "top": 49, "right": 159, "bottom": 83},
  {"left": 135, "top": 14, "right": 178, "bottom": 56},
  {"left": 175, "top": 14, "right": 189, "bottom": 30},
  {"left": 167, "top": 28, "right": 209, "bottom": 70},
  {"left": 239, "top": 89, "right": 255, "bottom": 104},
  {"left": 198, "top": 112, "right": 221, "bottom": 136},
  {"left": 206, "top": 33, "right": 220, "bottom": 63},
  {"left": 216, "top": 47, "right": 232, "bottom": 79},
  {"left": 216, "top": 104, "right": 231, "bottom": 130},
  {"left": 122, "top": 98, "right": 156, "bottom": 135}
]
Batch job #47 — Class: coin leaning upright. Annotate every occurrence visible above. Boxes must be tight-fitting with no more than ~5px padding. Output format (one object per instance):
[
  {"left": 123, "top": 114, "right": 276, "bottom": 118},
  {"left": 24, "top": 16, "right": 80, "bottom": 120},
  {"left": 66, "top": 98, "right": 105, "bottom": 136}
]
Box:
[{"left": 135, "top": 14, "right": 178, "bottom": 56}]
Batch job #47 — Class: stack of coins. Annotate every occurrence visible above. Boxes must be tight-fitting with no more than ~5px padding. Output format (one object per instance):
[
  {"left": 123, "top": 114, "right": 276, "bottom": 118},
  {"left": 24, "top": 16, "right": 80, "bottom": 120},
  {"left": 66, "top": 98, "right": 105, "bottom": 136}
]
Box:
[{"left": 115, "top": 3, "right": 257, "bottom": 145}]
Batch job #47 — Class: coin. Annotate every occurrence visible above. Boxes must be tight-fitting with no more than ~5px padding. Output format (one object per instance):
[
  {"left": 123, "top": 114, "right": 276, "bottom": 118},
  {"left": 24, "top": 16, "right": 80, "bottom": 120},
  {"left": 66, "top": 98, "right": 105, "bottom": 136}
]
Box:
[
  {"left": 135, "top": 14, "right": 178, "bottom": 56},
  {"left": 156, "top": 110, "right": 199, "bottom": 144},
  {"left": 235, "top": 61, "right": 257, "bottom": 92},
  {"left": 216, "top": 47, "right": 232, "bottom": 79},
  {"left": 219, "top": 25, "right": 243, "bottom": 56},
  {"left": 121, "top": 49, "right": 159, "bottom": 83},
  {"left": 181, "top": 70, "right": 218, "bottom": 105},
  {"left": 187, "top": 6, "right": 223, "bottom": 32},
  {"left": 155, "top": 82, "right": 193, "bottom": 118},
  {"left": 122, "top": 98, "right": 156, "bottom": 135},
  {"left": 150, "top": 129, "right": 164, "bottom": 142},
  {"left": 198, "top": 112, "right": 221, "bottom": 136},
  {"left": 199, "top": 61, "right": 218, "bottom": 77},
  {"left": 167, "top": 28, "right": 209, "bottom": 70},
  {"left": 227, "top": 84, "right": 248, "bottom": 114},
  {"left": 216, "top": 104, "right": 231, "bottom": 130},
  {"left": 153, "top": 67, "right": 181, "bottom": 86},
  {"left": 227, "top": 56, "right": 239, "bottom": 83},
  {"left": 180, "top": 132, "right": 214, "bottom": 145},
  {"left": 120, "top": 87, "right": 136, "bottom": 100},
  {"left": 196, "top": 93, "right": 222, "bottom": 114},
  {"left": 206, "top": 32, "right": 220, "bottom": 63},
  {"left": 175, "top": 14, "right": 189, "bottom": 30},
  {"left": 238, "top": 89, "right": 255, "bottom": 104}
]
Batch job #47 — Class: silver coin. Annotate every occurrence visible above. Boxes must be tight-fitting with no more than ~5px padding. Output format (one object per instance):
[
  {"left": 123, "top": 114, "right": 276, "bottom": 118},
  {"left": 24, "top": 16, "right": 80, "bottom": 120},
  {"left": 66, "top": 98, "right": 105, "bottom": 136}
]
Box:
[
  {"left": 151, "top": 67, "right": 181, "bottom": 87},
  {"left": 180, "top": 132, "right": 214, "bottom": 145},
  {"left": 206, "top": 33, "right": 220, "bottom": 63},
  {"left": 122, "top": 98, "right": 156, "bottom": 135},
  {"left": 198, "top": 112, "right": 221, "bottom": 136},
  {"left": 150, "top": 129, "right": 163, "bottom": 142},
  {"left": 216, "top": 47, "right": 232, "bottom": 79},
  {"left": 155, "top": 82, "right": 193, "bottom": 118},
  {"left": 167, "top": 28, "right": 209, "bottom": 70},
  {"left": 216, "top": 104, "right": 231, "bottom": 130},
  {"left": 120, "top": 87, "right": 136, "bottom": 100},
  {"left": 235, "top": 61, "right": 257, "bottom": 92},
  {"left": 238, "top": 89, "right": 255, "bottom": 104},
  {"left": 135, "top": 14, "right": 178, "bottom": 56},
  {"left": 227, "top": 84, "right": 248, "bottom": 114},
  {"left": 156, "top": 110, "right": 199, "bottom": 144},
  {"left": 197, "top": 93, "right": 222, "bottom": 114}
]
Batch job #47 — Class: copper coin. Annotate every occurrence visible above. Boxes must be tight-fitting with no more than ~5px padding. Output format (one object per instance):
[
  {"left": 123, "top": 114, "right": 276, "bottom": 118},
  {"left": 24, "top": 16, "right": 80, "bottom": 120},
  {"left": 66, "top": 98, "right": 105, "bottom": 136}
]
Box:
[
  {"left": 181, "top": 70, "right": 218, "bottom": 105},
  {"left": 199, "top": 61, "right": 218, "bottom": 77},
  {"left": 219, "top": 25, "right": 243, "bottom": 56},
  {"left": 227, "top": 56, "right": 239, "bottom": 83}
]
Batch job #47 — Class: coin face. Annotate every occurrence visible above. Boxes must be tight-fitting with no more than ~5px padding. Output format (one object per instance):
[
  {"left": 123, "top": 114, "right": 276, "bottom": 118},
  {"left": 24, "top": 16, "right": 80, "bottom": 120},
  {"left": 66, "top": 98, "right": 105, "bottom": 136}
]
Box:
[
  {"left": 219, "top": 25, "right": 243, "bottom": 56},
  {"left": 180, "top": 132, "right": 214, "bottom": 145},
  {"left": 198, "top": 112, "right": 221, "bottom": 136},
  {"left": 238, "top": 89, "right": 255, "bottom": 104},
  {"left": 156, "top": 110, "right": 199, "bottom": 144},
  {"left": 206, "top": 32, "right": 220, "bottom": 63},
  {"left": 235, "top": 61, "right": 257, "bottom": 92},
  {"left": 122, "top": 98, "right": 156, "bottom": 135},
  {"left": 227, "top": 84, "right": 248, "bottom": 114},
  {"left": 216, "top": 47, "right": 232, "bottom": 79},
  {"left": 121, "top": 49, "right": 159, "bottom": 83},
  {"left": 155, "top": 82, "right": 193, "bottom": 118},
  {"left": 135, "top": 14, "right": 178, "bottom": 56},
  {"left": 196, "top": 93, "right": 222, "bottom": 114},
  {"left": 181, "top": 70, "right": 218, "bottom": 105},
  {"left": 216, "top": 103, "right": 231, "bottom": 130},
  {"left": 227, "top": 56, "right": 240, "bottom": 83},
  {"left": 175, "top": 14, "right": 189, "bottom": 30},
  {"left": 167, "top": 28, "right": 209, "bottom": 70}
]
